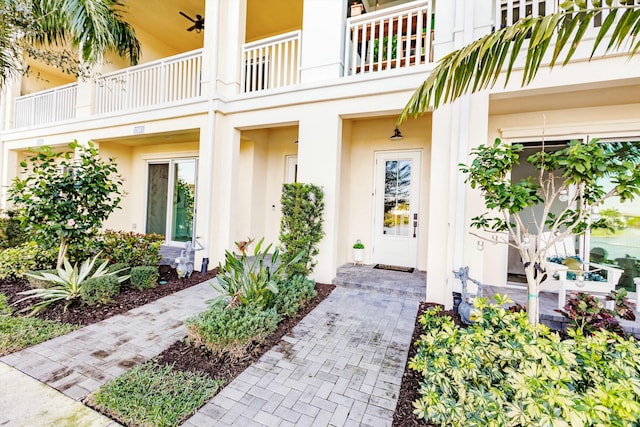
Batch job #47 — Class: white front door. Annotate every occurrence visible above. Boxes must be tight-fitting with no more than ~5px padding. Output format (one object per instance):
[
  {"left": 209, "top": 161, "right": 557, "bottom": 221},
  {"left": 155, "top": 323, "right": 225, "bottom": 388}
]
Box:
[{"left": 372, "top": 151, "right": 422, "bottom": 268}]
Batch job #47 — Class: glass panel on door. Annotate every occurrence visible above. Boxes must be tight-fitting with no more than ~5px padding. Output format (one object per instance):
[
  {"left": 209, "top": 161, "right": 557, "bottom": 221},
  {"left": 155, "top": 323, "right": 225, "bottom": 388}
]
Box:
[
  {"left": 146, "top": 159, "right": 197, "bottom": 244},
  {"left": 171, "top": 160, "right": 197, "bottom": 242},
  {"left": 383, "top": 160, "right": 412, "bottom": 237},
  {"left": 146, "top": 163, "right": 169, "bottom": 236}
]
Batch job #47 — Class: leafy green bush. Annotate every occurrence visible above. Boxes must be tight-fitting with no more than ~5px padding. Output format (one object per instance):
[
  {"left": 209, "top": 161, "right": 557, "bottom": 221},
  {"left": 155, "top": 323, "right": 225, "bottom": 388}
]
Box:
[
  {"left": 556, "top": 289, "right": 636, "bottom": 336},
  {"left": 0, "top": 210, "right": 26, "bottom": 250},
  {"left": 273, "top": 275, "right": 317, "bottom": 317},
  {"left": 18, "top": 255, "right": 129, "bottom": 314},
  {"left": 279, "top": 183, "right": 324, "bottom": 277},
  {"left": 212, "top": 238, "right": 300, "bottom": 309},
  {"left": 8, "top": 141, "right": 124, "bottom": 268},
  {"left": 129, "top": 266, "right": 159, "bottom": 290},
  {"left": 185, "top": 302, "right": 279, "bottom": 359},
  {"left": 98, "top": 230, "right": 163, "bottom": 267},
  {"left": 0, "top": 242, "right": 56, "bottom": 280},
  {"left": 26, "top": 269, "right": 59, "bottom": 289},
  {"left": 90, "top": 361, "right": 222, "bottom": 427},
  {"left": 80, "top": 275, "right": 121, "bottom": 306},
  {"left": 410, "top": 295, "right": 640, "bottom": 426}
]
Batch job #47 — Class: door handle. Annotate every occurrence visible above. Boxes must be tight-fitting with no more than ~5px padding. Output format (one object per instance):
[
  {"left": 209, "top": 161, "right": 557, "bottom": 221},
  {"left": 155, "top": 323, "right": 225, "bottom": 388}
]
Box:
[{"left": 413, "top": 213, "right": 418, "bottom": 238}]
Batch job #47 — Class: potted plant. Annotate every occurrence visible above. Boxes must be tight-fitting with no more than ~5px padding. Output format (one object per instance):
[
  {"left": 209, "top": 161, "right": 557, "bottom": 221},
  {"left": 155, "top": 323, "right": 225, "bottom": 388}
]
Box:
[{"left": 353, "top": 240, "right": 364, "bottom": 264}]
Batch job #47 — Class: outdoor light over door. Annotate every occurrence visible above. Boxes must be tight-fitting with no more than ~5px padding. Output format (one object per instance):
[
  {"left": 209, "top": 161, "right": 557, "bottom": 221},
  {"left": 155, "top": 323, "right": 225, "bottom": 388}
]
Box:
[{"left": 390, "top": 126, "right": 403, "bottom": 141}]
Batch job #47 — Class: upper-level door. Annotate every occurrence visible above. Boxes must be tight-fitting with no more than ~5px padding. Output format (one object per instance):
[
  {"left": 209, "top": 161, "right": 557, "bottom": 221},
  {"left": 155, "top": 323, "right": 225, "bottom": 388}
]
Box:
[
  {"left": 146, "top": 159, "right": 198, "bottom": 245},
  {"left": 372, "top": 150, "right": 422, "bottom": 268}
]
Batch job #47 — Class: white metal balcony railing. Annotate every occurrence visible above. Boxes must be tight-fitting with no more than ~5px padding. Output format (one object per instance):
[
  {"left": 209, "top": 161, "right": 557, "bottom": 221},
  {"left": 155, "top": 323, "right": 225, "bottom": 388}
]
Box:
[
  {"left": 241, "top": 30, "right": 302, "bottom": 93},
  {"left": 497, "top": 0, "right": 632, "bottom": 29},
  {"left": 95, "top": 49, "right": 203, "bottom": 115},
  {"left": 344, "top": 0, "right": 433, "bottom": 77},
  {"left": 13, "top": 83, "right": 78, "bottom": 128}
]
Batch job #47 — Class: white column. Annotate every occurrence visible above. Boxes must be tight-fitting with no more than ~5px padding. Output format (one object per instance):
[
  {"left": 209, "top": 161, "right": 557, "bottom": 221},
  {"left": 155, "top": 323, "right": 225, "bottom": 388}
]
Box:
[
  {"left": 300, "top": 0, "right": 348, "bottom": 82},
  {"left": 75, "top": 65, "right": 97, "bottom": 119},
  {"left": 193, "top": 108, "right": 216, "bottom": 271},
  {"left": 426, "top": 103, "right": 458, "bottom": 308},
  {"left": 215, "top": 0, "right": 247, "bottom": 97},
  {"left": 200, "top": 0, "right": 221, "bottom": 98},
  {"left": 207, "top": 113, "right": 241, "bottom": 265},
  {"left": 297, "top": 112, "right": 342, "bottom": 284},
  {"left": 2, "top": 75, "right": 21, "bottom": 130}
]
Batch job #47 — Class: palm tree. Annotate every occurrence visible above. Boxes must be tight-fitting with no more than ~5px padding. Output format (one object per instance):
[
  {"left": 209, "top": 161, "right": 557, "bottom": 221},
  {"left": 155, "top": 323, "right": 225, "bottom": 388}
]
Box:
[
  {"left": 0, "top": 0, "right": 140, "bottom": 87},
  {"left": 400, "top": 0, "right": 640, "bottom": 119}
]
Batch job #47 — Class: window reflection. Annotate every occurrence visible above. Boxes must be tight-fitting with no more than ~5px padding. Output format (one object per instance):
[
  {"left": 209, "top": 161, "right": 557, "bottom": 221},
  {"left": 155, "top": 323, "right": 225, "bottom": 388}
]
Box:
[{"left": 383, "top": 160, "right": 411, "bottom": 236}]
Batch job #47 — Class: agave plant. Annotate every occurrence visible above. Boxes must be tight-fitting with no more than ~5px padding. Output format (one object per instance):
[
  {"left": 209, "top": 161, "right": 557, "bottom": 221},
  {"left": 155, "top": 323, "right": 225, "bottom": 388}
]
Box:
[{"left": 17, "top": 254, "right": 129, "bottom": 314}]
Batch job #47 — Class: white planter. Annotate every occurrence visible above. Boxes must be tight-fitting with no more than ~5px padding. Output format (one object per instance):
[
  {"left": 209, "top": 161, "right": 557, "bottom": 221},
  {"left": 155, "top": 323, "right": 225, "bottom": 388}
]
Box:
[{"left": 353, "top": 248, "right": 364, "bottom": 263}]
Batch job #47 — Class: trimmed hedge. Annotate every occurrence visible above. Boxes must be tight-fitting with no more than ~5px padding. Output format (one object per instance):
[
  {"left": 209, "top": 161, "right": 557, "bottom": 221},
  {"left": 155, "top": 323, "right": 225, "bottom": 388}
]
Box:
[
  {"left": 130, "top": 266, "right": 159, "bottom": 291},
  {"left": 185, "top": 302, "right": 279, "bottom": 360},
  {"left": 273, "top": 275, "right": 317, "bottom": 318},
  {"left": 80, "top": 275, "right": 121, "bottom": 306}
]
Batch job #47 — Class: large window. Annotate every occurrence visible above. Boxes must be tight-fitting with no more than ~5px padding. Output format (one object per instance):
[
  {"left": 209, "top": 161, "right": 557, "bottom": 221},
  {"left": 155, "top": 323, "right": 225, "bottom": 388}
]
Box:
[
  {"left": 508, "top": 138, "right": 640, "bottom": 292},
  {"left": 586, "top": 139, "right": 640, "bottom": 291}
]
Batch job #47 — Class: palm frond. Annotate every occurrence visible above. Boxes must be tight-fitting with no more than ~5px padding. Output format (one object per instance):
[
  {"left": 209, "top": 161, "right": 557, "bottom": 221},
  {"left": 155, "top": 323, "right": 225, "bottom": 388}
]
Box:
[{"left": 400, "top": 3, "right": 640, "bottom": 120}]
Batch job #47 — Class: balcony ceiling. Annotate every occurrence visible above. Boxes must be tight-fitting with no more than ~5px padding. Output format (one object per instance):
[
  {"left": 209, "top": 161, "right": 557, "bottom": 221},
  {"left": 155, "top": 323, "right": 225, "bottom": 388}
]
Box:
[
  {"left": 246, "top": 0, "right": 303, "bottom": 43},
  {"left": 124, "top": 0, "right": 205, "bottom": 54}
]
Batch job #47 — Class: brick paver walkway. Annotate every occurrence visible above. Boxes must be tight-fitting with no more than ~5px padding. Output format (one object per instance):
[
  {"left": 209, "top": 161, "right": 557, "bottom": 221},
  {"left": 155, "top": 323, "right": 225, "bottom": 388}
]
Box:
[
  {"left": 2, "top": 279, "right": 419, "bottom": 426},
  {"left": 1, "top": 281, "right": 215, "bottom": 400},
  {"left": 183, "top": 287, "right": 418, "bottom": 427}
]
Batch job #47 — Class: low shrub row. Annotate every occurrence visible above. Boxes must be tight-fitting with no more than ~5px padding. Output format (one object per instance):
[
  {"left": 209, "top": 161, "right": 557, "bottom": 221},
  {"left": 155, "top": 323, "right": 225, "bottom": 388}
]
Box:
[
  {"left": 186, "top": 274, "right": 316, "bottom": 361},
  {"left": 0, "top": 230, "right": 163, "bottom": 282},
  {"left": 185, "top": 238, "right": 316, "bottom": 361},
  {"left": 410, "top": 295, "right": 640, "bottom": 426},
  {"left": 19, "top": 255, "right": 160, "bottom": 313}
]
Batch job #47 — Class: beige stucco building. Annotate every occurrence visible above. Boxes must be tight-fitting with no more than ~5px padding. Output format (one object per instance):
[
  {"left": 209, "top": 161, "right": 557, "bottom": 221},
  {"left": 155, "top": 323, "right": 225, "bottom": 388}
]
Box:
[{"left": 1, "top": 0, "right": 639, "bottom": 307}]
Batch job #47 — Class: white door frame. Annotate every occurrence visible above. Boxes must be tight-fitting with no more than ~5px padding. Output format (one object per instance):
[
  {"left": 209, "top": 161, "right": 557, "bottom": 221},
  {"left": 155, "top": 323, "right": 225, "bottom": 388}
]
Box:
[
  {"left": 372, "top": 150, "right": 422, "bottom": 268},
  {"left": 285, "top": 155, "right": 298, "bottom": 183},
  {"left": 144, "top": 158, "right": 198, "bottom": 246}
]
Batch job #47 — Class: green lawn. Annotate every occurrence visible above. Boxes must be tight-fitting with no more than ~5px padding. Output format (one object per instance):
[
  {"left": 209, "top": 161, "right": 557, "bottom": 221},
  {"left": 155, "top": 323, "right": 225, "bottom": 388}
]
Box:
[
  {"left": 0, "top": 294, "right": 78, "bottom": 355},
  {"left": 89, "top": 361, "right": 223, "bottom": 427}
]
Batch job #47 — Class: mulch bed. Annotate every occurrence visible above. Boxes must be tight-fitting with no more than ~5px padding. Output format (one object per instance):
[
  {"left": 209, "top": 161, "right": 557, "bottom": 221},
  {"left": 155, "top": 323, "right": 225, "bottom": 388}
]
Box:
[
  {"left": 0, "top": 265, "right": 219, "bottom": 326},
  {"left": 392, "top": 302, "right": 465, "bottom": 427},
  {"left": 154, "top": 283, "right": 335, "bottom": 385}
]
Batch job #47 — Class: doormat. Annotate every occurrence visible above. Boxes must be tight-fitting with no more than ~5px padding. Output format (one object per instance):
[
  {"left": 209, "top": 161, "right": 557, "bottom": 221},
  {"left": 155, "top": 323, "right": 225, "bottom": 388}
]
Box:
[{"left": 373, "top": 264, "right": 415, "bottom": 273}]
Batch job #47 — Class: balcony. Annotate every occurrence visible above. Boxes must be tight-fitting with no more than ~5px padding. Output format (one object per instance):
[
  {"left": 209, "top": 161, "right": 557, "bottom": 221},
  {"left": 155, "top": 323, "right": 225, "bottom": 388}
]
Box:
[
  {"left": 11, "top": 49, "right": 204, "bottom": 129},
  {"left": 95, "top": 49, "right": 203, "bottom": 115},
  {"left": 241, "top": 30, "right": 302, "bottom": 93},
  {"left": 13, "top": 83, "right": 78, "bottom": 128},
  {"left": 344, "top": 0, "right": 433, "bottom": 77},
  {"left": 496, "top": 0, "right": 625, "bottom": 30}
]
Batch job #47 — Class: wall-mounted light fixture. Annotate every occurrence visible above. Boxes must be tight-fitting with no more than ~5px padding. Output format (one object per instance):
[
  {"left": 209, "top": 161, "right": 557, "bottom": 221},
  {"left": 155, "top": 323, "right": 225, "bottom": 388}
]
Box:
[
  {"left": 390, "top": 126, "right": 403, "bottom": 141},
  {"left": 558, "top": 188, "right": 569, "bottom": 202}
]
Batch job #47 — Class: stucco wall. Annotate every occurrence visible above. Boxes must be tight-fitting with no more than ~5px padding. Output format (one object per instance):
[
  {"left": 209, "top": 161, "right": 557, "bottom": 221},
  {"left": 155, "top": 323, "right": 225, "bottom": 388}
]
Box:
[{"left": 341, "top": 115, "right": 432, "bottom": 271}]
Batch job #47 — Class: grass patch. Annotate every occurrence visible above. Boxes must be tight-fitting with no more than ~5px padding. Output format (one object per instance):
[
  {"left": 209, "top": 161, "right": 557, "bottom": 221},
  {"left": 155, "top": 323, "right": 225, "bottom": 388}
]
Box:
[
  {"left": 0, "top": 293, "right": 78, "bottom": 355},
  {"left": 89, "top": 361, "right": 223, "bottom": 427}
]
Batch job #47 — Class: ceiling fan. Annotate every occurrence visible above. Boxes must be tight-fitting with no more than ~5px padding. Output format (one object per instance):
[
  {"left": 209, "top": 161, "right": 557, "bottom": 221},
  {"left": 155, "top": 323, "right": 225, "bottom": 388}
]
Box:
[{"left": 179, "top": 11, "right": 205, "bottom": 33}]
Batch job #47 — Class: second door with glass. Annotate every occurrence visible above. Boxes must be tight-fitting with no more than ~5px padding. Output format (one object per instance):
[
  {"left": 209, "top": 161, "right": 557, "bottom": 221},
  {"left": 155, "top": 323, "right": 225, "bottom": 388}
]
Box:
[
  {"left": 372, "top": 151, "right": 422, "bottom": 268},
  {"left": 146, "top": 159, "right": 197, "bottom": 245}
]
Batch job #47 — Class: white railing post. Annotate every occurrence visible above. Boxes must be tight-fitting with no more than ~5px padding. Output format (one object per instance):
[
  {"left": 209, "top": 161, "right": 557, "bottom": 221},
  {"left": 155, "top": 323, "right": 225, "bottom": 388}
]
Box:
[
  {"left": 13, "top": 82, "right": 78, "bottom": 129},
  {"left": 94, "top": 48, "right": 203, "bottom": 115},
  {"left": 344, "top": 0, "right": 431, "bottom": 76},
  {"left": 240, "top": 30, "right": 302, "bottom": 93}
]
